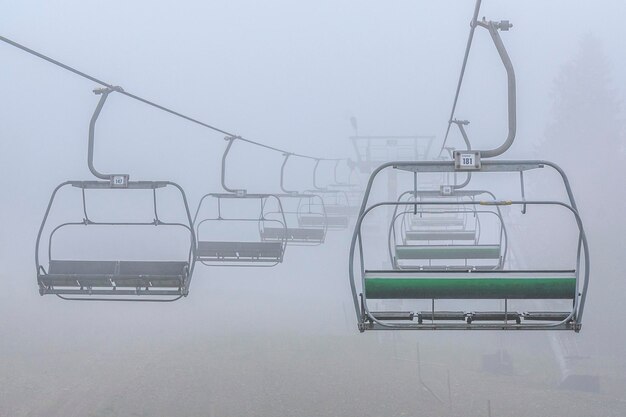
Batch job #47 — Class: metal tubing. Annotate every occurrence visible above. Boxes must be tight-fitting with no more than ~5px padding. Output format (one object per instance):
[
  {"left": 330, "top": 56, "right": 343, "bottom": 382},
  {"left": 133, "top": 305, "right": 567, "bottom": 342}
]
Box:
[
  {"left": 349, "top": 160, "right": 589, "bottom": 331},
  {"left": 88, "top": 89, "right": 113, "bottom": 180},
  {"left": 280, "top": 153, "right": 297, "bottom": 194},
  {"left": 440, "top": 0, "right": 483, "bottom": 155},
  {"left": 220, "top": 136, "right": 245, "bottom": 194},
  {"left": 475, "top": 20, "right": 517, "bottom": 158},
  {"left": 312, "top": 159, "right": 325, "bottom": 191},
  {"left": 36, "top": 181, "right": 197, "bottom": 300},
  {"left": 452, "top": 119, "right": 472, "bottom": 151}
]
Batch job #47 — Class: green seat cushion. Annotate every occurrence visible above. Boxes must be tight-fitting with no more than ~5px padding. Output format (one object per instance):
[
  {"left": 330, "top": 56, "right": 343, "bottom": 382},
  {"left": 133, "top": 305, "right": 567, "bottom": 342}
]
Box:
[{"left": 364, "top": 270, "right": 576, "bottom": 299}]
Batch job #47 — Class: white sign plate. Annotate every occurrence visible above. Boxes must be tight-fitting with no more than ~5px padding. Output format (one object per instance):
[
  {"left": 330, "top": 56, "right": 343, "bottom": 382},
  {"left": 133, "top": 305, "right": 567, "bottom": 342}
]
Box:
[
  {"left": 110, "top": 174, "right": 129, "bottom": 188},
  {"left": 454, "top": 151, "right": 481, "bottom": 170}
]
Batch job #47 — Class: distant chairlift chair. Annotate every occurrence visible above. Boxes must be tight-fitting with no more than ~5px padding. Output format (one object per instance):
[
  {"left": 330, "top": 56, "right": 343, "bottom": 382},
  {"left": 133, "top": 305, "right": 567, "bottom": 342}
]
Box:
[
  {"left": 302, "top": 159, "right": 353, "bottom": 230},
  {"left": 193, "top": 136, "right": 288, "bottom": 266},
  {"left": 260, "top": 153, "right": 328, "bottom": 246},
  {"left": 389, "top": 190, "right": 506, "bottom": 271}
]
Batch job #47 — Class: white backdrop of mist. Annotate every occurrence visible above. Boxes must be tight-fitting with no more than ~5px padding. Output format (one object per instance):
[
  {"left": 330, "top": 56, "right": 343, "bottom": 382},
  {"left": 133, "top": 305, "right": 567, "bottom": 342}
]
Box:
[{"left": 1, "top": 1, "right": 626, "bottom": 416}]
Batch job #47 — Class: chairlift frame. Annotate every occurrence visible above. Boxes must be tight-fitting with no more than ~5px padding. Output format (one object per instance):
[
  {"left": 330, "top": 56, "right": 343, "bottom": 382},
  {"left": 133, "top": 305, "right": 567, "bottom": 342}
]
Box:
[
  {"left": 305, "top": 159, "right": 357, "bottom": 228},
  {"left": 349, "top": 160, "right": 589, "bottom": 332},
  {"left": 193, "top": 136, "right": 288, "bottom": 266},
  {"left": 388, "top": 189, "right": 508, "bottom": 271},
  {"left": 265, "top": 153, "right": 328, "bottom": 246},
  {"left": 36, "top": 87, "right": 196, "bottom": 302}
]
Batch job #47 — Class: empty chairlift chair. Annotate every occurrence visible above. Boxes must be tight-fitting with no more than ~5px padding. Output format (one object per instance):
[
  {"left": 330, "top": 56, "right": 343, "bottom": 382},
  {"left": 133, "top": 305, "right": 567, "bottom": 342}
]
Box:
[
  {"left": 349, "top": 161, "right": 589, "bottom": 331},
  {"left": 261, "top": 153, "right": 327, "bottom": 245},
  {"left": 390, "top": 190, "right": 506, "bottom": 271},
  {"left": 36, "top": 88, "right": 196, "bottom": 301},
  {"left": 302, "top": 159, "right": 352, "bottom": 230},
  {"left": 325, "top": 159, "right": 362, "bottom": 218},
  {"left": 193, "top": 136, "right": 288, "bottom": 266},
  {"left": 194, "top": 193, "right": 287, "bottom": 266}
]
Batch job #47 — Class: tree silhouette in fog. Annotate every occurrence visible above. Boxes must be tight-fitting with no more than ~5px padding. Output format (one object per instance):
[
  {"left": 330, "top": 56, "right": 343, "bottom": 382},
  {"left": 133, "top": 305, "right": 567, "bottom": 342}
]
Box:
[
  {"left": 539, "top": 34, "right": 626, "bottom": 339},
  {"left": 541, "top": 34, "right": 624, "bottom": 163}
]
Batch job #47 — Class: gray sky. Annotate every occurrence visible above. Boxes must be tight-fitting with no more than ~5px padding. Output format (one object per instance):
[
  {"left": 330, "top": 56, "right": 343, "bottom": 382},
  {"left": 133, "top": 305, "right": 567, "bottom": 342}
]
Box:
[{"left": 1, "top": 1, "right": 625, "bottom": 416}]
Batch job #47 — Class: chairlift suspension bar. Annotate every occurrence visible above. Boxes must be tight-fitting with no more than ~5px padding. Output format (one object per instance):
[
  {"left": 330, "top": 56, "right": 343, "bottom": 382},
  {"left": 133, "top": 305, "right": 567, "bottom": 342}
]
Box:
[
  {"left": 440, "top": 0, "right": 482, "bottom": 155},
  {"left": 474, "top": 19, "right": 516, "bottom": 158},
  {"left": 220, "top": 136, "right": 246, "bottom": 195},
  {"left": 88, "top": 89, "right": 115, "bottom": 180},
  {"left": 312, "top": 159, "right": 325, "bottom": 191},
  {"left": 439, "top": 3, "right": 517, "bottom": 159},
  {"left": 280, "top": 153, "right": 297, "bottom": 194}
]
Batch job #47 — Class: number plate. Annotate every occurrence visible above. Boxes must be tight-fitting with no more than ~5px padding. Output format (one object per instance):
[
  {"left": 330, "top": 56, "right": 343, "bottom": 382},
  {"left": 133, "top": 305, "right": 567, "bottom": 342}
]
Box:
[
  {"left": 440, "top": 185, "right": 453, "bottom": 196},
  {"left": 454, "top": 151, "right": 481, "bottom": 170},
  {"left": 110, "top": 174, "right": 129, "bottom": 188}
]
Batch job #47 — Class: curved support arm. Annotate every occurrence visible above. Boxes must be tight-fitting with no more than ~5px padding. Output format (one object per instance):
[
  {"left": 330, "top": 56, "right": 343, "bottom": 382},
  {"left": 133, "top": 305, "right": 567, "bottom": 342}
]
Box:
[
  {"left": 280, "top": 153, "right": 297, "bottom": 194},
  {"left": 334, "top": 160, "right": 346, "bottom": 186},
  {"left": 449, "top": 120, "right": 473, "bottom": 189},
  {"left": 88, "top": 88, "right": 116, "bottom": 180},
  {"left": 312, "top": 159, "right": 326, "bottom": 191},
  {"left": 221, "top": 136, "right": 246, "bottom": 195},
  {"left": 475, "top": 19, "right": 516, "bottom": 158}
]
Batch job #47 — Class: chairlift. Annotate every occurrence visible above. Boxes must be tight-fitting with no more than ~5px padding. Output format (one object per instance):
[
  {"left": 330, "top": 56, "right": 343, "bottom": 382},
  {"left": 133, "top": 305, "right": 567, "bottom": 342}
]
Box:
[
  {"left": 260, "top": 153, "right": 328, "bottom": 245},
  {"left": 36, "top": 87, "right": 196, "bottom": 301},
  {"left": 349, "top": 160, "right": 589, "bottom": 331},
  {"left": 301, "top": 159, "right": 356, "bottom": 229},
  {"left": 389, "top": 189, "right": 507, "bottom": 271},
  {"left": 193, "top": 136, "right": 288, "bottom": 266}
]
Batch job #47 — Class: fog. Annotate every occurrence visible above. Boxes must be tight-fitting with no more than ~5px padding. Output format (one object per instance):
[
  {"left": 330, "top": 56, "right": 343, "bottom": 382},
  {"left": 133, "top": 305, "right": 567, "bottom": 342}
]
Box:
[{"left": 1, "top": 1, "right": 625, "bottom": 416}]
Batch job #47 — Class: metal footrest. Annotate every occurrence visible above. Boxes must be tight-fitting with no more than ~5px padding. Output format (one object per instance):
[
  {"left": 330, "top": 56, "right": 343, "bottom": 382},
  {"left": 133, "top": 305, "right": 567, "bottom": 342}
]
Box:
[
  {"left": 468, "top": 311, "right": 521, "bottom": 324},
  {"left": 370, "top": 311, "right": 415, "bottom": 321},
  {"left": 524, "top": 311, "right": 572, "bottom": 322},
  {"left": 418, "top": 311, "right": 466, "bottom": 323}
]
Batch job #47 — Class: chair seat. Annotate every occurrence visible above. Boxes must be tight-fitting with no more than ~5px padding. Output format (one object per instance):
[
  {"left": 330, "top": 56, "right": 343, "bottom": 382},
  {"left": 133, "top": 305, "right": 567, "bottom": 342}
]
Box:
[
  {"left": 260, "top": 227, "right": 325, "bottom": 242},
  {"left": 40, "top": 260, "right": 188, "bottom": 289},
  {"left": 197, "top": 241, "right": 283, "bottom": 261},
  {"left": 395, "top": 244, "right": 501, "bottom": 260},
  {"left": 364, "top": 270, "right": 576, "bottom": 299},
  {"left": 404, "top": 230, "right": 476, "bottom": 242}
]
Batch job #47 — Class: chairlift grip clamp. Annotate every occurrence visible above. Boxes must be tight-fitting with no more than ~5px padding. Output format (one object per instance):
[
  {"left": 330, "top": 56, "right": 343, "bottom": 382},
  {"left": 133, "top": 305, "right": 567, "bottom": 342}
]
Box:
[
  {"left": 93, "top": 85, "right": 125, "bottom": 95},
  {"left": 476, "top": 18, "right": 513, "bottom": 32}
]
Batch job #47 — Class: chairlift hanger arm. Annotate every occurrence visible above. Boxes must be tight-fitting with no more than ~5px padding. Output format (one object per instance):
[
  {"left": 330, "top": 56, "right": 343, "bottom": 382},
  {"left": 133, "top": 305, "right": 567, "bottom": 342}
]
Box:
[
  {"left": 280, "top": 153, "right": 298, "bottom": 195},
  {"left": 447, "top": 121, "right": 473, "bottom": 189},
  {"left": 220, "top": 136, "right": 247, "bottom": 195},
  {"left": 312, "top": 159, "right": 326, "bottom": 191},
  {"left": 0, "top": 34, "right": 344, "bottom": 162},
  {"left": 88, "top": 87, "right": 127, "bottom": 181},
  {"left": 473, "top": 18, "right": 516, "bottom": 158},
  {"left": 439, "top": 2, "right": 517, "bottom": 159},
  {"left": 440, "top": 0, "right": 482, "bottom": 155}
]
